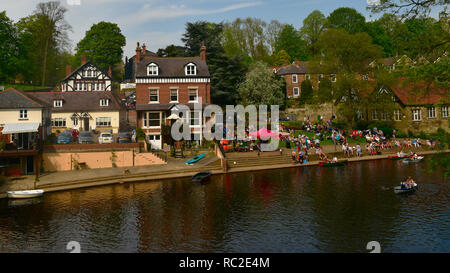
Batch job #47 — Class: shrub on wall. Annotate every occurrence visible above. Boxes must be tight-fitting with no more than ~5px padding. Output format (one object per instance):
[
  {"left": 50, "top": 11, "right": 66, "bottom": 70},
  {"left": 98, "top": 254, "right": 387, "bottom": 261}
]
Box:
[{"left": 136, "top": 128, "right": 145, "bottom": 140}]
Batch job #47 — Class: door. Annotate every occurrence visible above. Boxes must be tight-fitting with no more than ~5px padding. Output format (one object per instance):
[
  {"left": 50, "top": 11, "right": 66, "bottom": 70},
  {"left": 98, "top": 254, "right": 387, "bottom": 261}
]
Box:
[
  {"left": 26, "top": 156, "right": 34, "bottom": 174},
  {"left": 148, "top": 135, "right": 162, "bottom": 150},
  {"left": 84, "top": 118, "right": 90, "bottom": 131}
]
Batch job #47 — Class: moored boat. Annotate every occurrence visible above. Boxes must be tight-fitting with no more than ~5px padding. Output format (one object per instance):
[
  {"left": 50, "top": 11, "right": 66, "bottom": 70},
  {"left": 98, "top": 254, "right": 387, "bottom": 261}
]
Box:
[
  {"left": 394, "top": 183, "right": 418, "bottom": 194},
  {"left": 184, "top": 153, "right": 206, "bottom": 165},
  {"left": 7, "top": 189, "right": 44, "bottom": 199},
  {"left": 319, "top": 160, "right": 348, "bottom": 167},
  {"left": 388, "top": 155, "right": 407, "bottom": 160},
  {"left": 192, "top": 171, "right": 212, "bottom": 183},
  {"left": 402, "top": 156, "right": 424, "bottom": 164}
]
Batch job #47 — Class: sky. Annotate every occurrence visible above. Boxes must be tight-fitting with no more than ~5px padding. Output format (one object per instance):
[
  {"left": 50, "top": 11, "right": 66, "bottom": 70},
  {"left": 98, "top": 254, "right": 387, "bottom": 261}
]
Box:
[{"left": 0, "top": 0, "right": 439, "bottom": 59}]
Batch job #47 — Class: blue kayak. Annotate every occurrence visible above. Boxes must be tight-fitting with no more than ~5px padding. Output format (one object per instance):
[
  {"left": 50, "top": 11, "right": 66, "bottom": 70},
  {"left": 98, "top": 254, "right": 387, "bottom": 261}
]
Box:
[{"left": 184, "top": 153, "right": 206, "bottom": 165}]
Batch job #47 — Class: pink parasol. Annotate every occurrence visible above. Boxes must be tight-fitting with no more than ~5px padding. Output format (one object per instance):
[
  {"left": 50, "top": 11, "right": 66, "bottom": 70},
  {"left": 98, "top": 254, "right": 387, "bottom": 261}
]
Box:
[{"left": 248, "top": 128, "right": 279, "bottom": 139}]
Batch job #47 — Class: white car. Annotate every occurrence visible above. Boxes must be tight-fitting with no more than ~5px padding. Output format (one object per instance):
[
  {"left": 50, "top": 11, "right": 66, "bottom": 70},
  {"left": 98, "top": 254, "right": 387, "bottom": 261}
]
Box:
[{"left": 98, "top": 133, "right": 113, "bottom": 144}]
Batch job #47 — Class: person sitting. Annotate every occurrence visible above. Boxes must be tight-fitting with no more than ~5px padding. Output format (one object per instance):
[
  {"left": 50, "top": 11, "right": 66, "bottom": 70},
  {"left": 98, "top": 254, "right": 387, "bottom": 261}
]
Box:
[
  {"left": 291, "top": 149, "right": 297, "bottom": 163},
  {"left": 332, "top": 157, "right": 338, "bottom": 163}
]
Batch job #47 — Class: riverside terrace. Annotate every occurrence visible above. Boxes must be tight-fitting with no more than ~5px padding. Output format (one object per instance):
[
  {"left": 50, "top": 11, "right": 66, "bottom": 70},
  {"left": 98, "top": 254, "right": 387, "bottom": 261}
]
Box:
[{"left": 0, "top": 140, "right": 447, "bottom": 199}]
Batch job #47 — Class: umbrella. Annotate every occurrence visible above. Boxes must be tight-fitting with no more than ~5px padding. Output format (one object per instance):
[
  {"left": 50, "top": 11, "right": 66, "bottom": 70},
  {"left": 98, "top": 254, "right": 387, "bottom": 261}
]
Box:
[
  {"left": 249, "top": 128, "right": 279, "bottom": 139},
  {"left": 167, "top": 113, "right": 181, "bottom": 120}
]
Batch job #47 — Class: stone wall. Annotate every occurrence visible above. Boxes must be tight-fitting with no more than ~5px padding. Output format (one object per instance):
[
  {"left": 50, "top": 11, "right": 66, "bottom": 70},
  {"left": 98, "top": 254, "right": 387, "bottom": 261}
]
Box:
[{"left": 283, "top": 103, "right": 335, "bottom": 122}]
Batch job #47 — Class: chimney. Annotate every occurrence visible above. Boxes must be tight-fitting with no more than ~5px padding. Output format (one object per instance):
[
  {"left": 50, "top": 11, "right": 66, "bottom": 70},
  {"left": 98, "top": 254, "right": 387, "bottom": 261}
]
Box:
[
  {"left": 142, "top": 43, "right": 146, "bottom": 53},
  {"left": 65, "top": 65, "right": 72, "bottom": 77},
  {"left": 136, "top": 42, "right": 141, "bottom": 62},
  {"left": 108, "top": 66, "right": 112, "bottom": 78},
  {"left": 200, "top": 41, "right": 206, "bottom": 62},
  {"left": 81, "top": 53, "right": 87, "bottom": 65}
]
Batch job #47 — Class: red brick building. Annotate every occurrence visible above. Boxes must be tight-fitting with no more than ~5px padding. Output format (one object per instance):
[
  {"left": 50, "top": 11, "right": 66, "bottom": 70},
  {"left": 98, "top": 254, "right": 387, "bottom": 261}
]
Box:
[{"left": 124, "top": 42, "right": 211, "bottom": 149}]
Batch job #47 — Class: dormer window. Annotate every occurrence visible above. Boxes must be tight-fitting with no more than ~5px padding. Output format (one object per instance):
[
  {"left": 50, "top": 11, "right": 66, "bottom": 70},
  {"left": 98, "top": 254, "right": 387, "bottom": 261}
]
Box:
[
  {"left": 147, "top": 63, "right": 158, "bottom": 76},
  {"left": 100, "top": 99, "right": 109, "bottom": 107},
  {"left": 185, "top": 63, "right": 197, "bottom": 76},
  {"left": 54, "top": 99, "right": 63, "bottom": 107}
]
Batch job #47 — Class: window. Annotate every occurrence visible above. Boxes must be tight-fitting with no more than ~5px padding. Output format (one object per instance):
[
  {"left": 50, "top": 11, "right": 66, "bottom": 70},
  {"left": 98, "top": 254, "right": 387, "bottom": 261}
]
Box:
[
  {"left": 147, "top": 63, "right": 158, "bottom": 75},
  {"left": 356, "top": 110, "right": 364, "bottom": 120},
  {"left": 412, "top": 109, "right": 421, "bottom": 121},
  {"left": 292, "top": 74, "right": 298, "bottom": 83},
  {"left": 96, "top": 117, "right": 111, "bottom": 127},
  {"left": 170, "top": 89, "right": 178, "bottom": 102},
  {"left": 87, "top": 70, "right": 92, "bottom": 77},
  {"left": 190, "top": 111, "right": 201, "bottom": 126},
  {"left": 149, "top": 89, "right": 159, "bottom": 103},
  {"left": 381, "top": 111, "right": 387, "bottom": 120},
  {"left": 143, "top": 112, "right": 160, "bottom": 128},
  {"left": 372, "top": 110, "right": 378, "bottom": 120},
  {"left": 331, "top": 74, "right": 337, "bottom": 82},
  {"left": 394, "top": 109, "right": 401, "bottom": 121},
  {"left": 189, "top": 89, "right": 198, "bottom": 102},
  {"left": 185, "top": 63, "right": 197, "bottom": 76},
  {"left": 293, "top": 87, "right": 299, "bottom": 97},
  {"left": 73, "top": 118, "right": 78, "bottom": 127},
  {"left": 428, "top": 106, "right": 436, "bottom": 118},
  {"left": 19, "top": 109, "right": 28, "bottom": 119},
  {"left": 441, "top": 106, "right": 448, "bottom": 118},
  {"left": 100, "top": 99, "right": 109, "bottom": 106},
  {"left": 52, "top": 118, "right": 66, "bottom": 127},
  {"left": 54, "top": 100, "right": 63, "bottom": 107}
]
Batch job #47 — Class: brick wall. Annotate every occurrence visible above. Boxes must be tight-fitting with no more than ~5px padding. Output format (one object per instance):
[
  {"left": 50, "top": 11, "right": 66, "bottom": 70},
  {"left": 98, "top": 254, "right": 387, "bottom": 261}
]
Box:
[{"left": 136, "top": 82, "right": 210, "bottom": 104}]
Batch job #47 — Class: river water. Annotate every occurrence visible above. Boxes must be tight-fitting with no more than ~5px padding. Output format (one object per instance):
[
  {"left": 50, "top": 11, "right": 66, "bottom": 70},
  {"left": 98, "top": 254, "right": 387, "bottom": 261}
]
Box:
[{"left": 0, "top": 158, "right": 448, "bottom": 253}]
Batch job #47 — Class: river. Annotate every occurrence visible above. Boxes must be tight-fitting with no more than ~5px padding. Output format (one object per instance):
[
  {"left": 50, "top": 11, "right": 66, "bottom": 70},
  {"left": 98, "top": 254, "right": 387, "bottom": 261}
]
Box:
[{"left": 0, "top": 158, "right": 448, "bottom": 253}]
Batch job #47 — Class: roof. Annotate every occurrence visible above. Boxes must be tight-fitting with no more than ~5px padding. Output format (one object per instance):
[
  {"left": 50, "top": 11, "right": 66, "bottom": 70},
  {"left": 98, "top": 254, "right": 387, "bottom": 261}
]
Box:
[
  {"left": 391, "top": 80, "right": 449, "bottom": 106},
  {"left": 1, "top": 122, "right": 40, "bottom": 134},
  {"left": 0, "top": 88, "right": 44, "bottom": 109},
  {"left": 61, "top": 61, "right": 110, "bottom": 82},
  {"left": 26, "top": 91, "right": 122, "bottom": 112},
  {"left": 135, "top": 57, "right": 210, "bottom": 78},
  {"left": 276, "top": 64, "right": 309, "bottom": 75}
]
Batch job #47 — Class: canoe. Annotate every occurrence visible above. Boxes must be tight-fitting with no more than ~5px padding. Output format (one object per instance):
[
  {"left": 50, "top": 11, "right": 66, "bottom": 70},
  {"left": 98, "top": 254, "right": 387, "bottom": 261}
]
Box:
[
  {"left": 319, "top": 160, "right": 348, "bottom": 167},
  {"left": 388, "top": 155, "right": 407, "bottom": 160},
  {"left": 7, "top": 189, "right": 44, "bottom": 199},
  {"left": 402, "top": 156, "right": 424, "bottom": 164},
  {"left": 192, "top": 171, "right": 212, "bottom": 183},
  {"left": 184, "top": 153, "right": 206, "bottom": 165},
  {"left": 394, "top": 183, "right": 418, "bottom": 194}
]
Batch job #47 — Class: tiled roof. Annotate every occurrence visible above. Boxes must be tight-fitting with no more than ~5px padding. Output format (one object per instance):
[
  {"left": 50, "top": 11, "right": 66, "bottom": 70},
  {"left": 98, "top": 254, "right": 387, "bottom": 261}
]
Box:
[
  {"left": 276, "top": 64, "right": 309, "bottom": 75},
  {"left": 0, "top": 88, "right": 44, "bottom": 109},
  {"left": 391, "top": 80, "right": 449, "bottom": 106},
  {"left": 26, "top": 91, "right": 122, "bottom": 112},
  {"left": 135, "top": 57, "right": 210, "bottom": 78}
]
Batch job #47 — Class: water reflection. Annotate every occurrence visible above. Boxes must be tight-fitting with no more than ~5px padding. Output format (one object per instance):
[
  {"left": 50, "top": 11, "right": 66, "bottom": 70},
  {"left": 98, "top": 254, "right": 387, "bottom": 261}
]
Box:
[{"left": 0, "top": 158, "right": 448, "bottom": 253}]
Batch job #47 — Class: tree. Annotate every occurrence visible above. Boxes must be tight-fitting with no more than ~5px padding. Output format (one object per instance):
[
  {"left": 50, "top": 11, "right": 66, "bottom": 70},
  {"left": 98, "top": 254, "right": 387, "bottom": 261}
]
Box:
[
  {"left": 317, "top": 78, "right": 333, "bottom": 103},
  {"left": 76, "top": 21, "right": 126, "bottom": 71},
  {"left": 238, "top": 61, "right": 285, "bottom": 107},
  {"left": 368, "top": 0, "right": 449, "bottom": 20},
  {"left": 272, "top": 50, "right": 290, "bottom": 66},
  {"left": 33, "top": 1, "right": 72, "bottom": 86},
  {"left": 327, "top": 7, "right": 367, "bottom": 34},
  {"left": 299, "top": 80, "right": 314, "bottom": 105},
  {"left": 182, "top": 21, "right": 247, "bottom": 105},
  {"left": 0, "top": 11, "right": 18, "bottom": 82},
  {"left": 266, "top": 20, "right": 285, "bottom": 55},
  {"left": 366, "top": 20, "right": 394, "bottom": 57},
  {"left": 275, "top": 24, "right": 309, "bottom": 61},
  {"left": 300, "top": 10, "right": 327, "bottom": 57},
  {"left": 157, "top": 44, "right": 187, "bottom": 57}
]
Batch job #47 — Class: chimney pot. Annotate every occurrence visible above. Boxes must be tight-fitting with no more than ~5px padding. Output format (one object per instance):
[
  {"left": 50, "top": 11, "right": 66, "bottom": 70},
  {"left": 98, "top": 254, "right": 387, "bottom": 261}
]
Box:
[
  {"left": 136, "top": 42, "right": 142, "bottom": 62},
  {"left": 81, "top": 54, "right": 87, "bottom": 65},
  {"left": 108, "top": 66, "right": 112, "bottom": 78},
  {"left": 66, "top": 65, "right": 72, "bottom": 77},
  {"left": 142, "top": 43, "right": 147, "bottom": 53},
  {"left": 200, "top": 41, "right": 207, "bottom": 62}
]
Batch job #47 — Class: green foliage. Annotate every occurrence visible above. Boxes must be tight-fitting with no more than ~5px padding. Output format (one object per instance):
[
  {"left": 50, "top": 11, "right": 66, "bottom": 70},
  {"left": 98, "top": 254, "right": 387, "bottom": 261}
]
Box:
[
  {"left": 238, "top": 61, "right": 285, "bottom": 106},
  {"left": 44, "top": 133, "right": 57, "bottom": 145},
  {"left": 136, "top": 128, "right": 145, "bottom": 140},
  {"left": 368, "top": 122, "right": 394, "bottom": 138},
  {"left": 368, "top": 0, "right": 448, "bottom": 20},
  {"left": 317, "top": 78, "right": 333, "bottom": 103},
  {"left": 157, "top": 44, "right": 187, "bottom": 57},
  {"left": 0, "top": 11, "right": 19, "bottom": 82},
  {"left": 275, "top": 24, "right": 309, "bottom": 61},
  {"left": 327, "top": 7, "right": 366, "bottom": 34},
  {"left": 365, "top": 20, "right": 394, "bottom": 57},
  {"left": 110, "top": 150, "right": 118, "bottom": 168},
  {"left": 0, "top": 141, "right": 5, "bottom": 150},
  {"left": 299, "top": 80, "right": 313, "bottom": 105},
  {"left": 272, "top": 50, "right": 290, "bottom": 66},
  {"left": 300, "top": 10, "right": 327, "bottom": 57},
  {"left": 75, "top": 21, "right": 126, "bottom": 71}
]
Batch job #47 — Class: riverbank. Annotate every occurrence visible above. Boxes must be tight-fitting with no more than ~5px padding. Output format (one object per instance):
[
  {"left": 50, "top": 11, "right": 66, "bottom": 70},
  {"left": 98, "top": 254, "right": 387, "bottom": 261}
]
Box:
[{"left": 0, "top": 147, "right": 448, "bottom": 199}]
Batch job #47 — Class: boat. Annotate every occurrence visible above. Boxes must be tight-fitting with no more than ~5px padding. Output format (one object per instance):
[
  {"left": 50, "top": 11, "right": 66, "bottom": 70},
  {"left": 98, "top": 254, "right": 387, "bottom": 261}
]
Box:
[
  {"left": 192, "top": 171, "right": 212, "bottom": 183},
  {"left": 319, "top": 160, "right": 348, "bottom": 167},
  {"left": 7, "top": 189, "right": 44, "bottom": 199},
  {"left": 402, "top": 156, "right": 424, "bottom": 164},
  {"left": 184, "top": 153, "right": 206, "bottom": 165},
  {"left": 388, "top": 155, "right": 407, "bottom": 160},
  {"left": 394, "top": 183, "right": 418, "bottom": 194}
]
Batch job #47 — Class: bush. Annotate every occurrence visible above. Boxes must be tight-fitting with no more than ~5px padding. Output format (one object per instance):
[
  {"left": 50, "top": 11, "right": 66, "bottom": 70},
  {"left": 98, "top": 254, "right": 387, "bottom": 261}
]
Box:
[
  {"left": 396, "top": 130, "right": 408, "bottom": 138},
  {"left": 331, "top": 120, "right": 348, "bottom": 129},
  {"left": 417, "top": 131, "right": 428, "bottom": 139},
  {"left": 0, "top": 141, "right": 5, "bottom": 150},
  {"left": 136, "top": 128, "right": 145, "bottom": 140},
  {"left": 44, "top": 133, "right": 57, "bottom": 145},
  {"left": 408, "top": 130, "right": 414, "bottom": 138}
]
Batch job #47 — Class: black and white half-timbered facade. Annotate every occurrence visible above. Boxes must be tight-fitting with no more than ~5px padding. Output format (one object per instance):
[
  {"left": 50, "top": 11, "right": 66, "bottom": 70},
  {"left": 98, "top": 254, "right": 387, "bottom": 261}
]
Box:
[{"left": 60, "top": 62, "right": 112, "bottom": 92}]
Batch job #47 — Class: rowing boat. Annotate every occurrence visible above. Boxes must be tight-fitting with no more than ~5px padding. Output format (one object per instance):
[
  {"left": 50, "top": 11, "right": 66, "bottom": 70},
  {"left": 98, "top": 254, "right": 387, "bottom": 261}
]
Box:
[
  {"left": 184, "top": 153, "right": 206, "bottom": 165},
  {"left": 402, "top": 156, "right": 424, "bottom": 164},
  {"left": 394, "top": 183, "right": 418, "bottom": 194},
  {"left": 388, "top": 155, "right": 407, "bottom": 160},
  {"left": 192, "top": 171, "right": 212, "bottom": 183},
  {"left": 7, "top": 189, "right": 44, "bottom": 199},
  {"left": 319, "top": 160, "right": 348, "bottom": 167}
]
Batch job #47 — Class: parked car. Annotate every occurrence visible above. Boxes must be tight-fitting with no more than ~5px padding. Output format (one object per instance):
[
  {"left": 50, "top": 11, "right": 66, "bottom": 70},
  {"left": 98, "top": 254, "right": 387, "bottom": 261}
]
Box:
[
  {"left": 117, "top": 132, "right": 131, "bottom": 143},
  {"left": 78, "top": 131, "right": 94, "bottom": 144},
  {"left": 57, "top": 131, "right": 73, "bottom": 144},
  {"left": 99, "top": 132, "right": 113, "bottom": 144}
]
